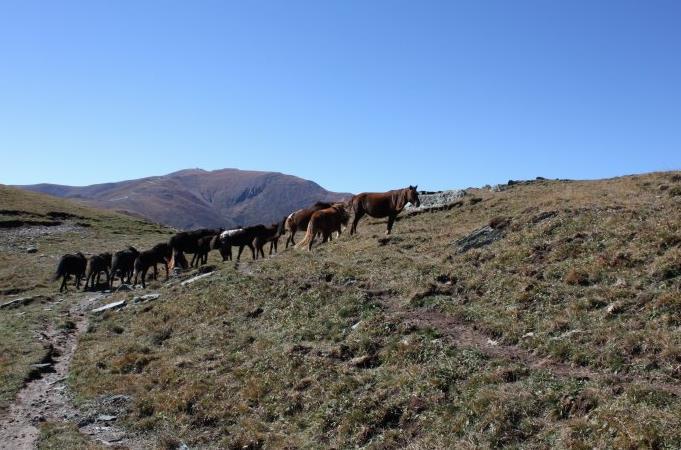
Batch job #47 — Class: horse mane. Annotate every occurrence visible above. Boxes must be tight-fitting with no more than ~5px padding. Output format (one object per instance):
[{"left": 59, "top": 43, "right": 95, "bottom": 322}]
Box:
[
  {"left": 393, "top": 188, "right": 408, "bottom": 211},
  {"left": 313, "top": 201, "right": 333, "bottom": 209}
]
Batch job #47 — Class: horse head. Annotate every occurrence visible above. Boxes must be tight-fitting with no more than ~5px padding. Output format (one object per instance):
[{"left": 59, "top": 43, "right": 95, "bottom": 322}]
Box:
[{"left": 406, "top": 185, "right": 420, "bottom": 207}]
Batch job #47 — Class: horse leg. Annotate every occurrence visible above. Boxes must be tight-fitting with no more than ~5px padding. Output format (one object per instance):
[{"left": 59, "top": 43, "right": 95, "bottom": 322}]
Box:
[
  {"left": 237, "top": 245, "right": 244, "bottom": 261},
  {"left": 249, "top": 244, "right": 256, "bottom": 260},
  {"left": 59, "top": 276, "right": 66, "bottom": 293},
  {"left": 287, "top": 230, "right": 296, "bottom": 248},
  {"left": 153, "top": 264, "right": 158, "bottom": 280},
  {"left": 351, "top": 209, "right": 365, "bottom": 235},
  {"left": 386, "top": 215, "right": 396, "bottom": 235},
  {"left": 142, "top": 267, "right": 148, "bottom": 288}
]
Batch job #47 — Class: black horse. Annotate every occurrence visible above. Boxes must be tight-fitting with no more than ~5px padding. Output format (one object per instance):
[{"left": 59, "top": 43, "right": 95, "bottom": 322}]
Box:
[
  {"left": 110, "top": 246, "right": 140, "bottom": 288},
  {"left": 169, "top": 228, "right": 222, "bottom": 269},
  {"left": 84, "top": 252, "right": 112, "bottom": 290},
  {"left": 133, "top": 243, "right": 172, "bottom": 288},
  {"left": 54, "top": 252, "right": 87, "bottom": 293},
  {"left": 216, "top": 225, "right": 268, "bottom": 261}
]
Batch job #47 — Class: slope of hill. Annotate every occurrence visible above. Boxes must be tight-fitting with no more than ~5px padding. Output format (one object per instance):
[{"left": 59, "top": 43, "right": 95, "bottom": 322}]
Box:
[
  {"left": 0, "top": 185, "right": 174, "bottom": 447},
  {"left": 3, "top": 172, "right": 681, "bottom": 449},
  {"left": 18, "top": 168, "right": 350, "bottom": 230},
  {"left": 62, "top": 171, "right": 681, "bottom": 448}
]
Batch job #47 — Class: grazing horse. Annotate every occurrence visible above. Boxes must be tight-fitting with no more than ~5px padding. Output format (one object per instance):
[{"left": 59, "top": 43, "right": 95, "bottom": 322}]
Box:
[
  {"left": 349, "top": 186, "right": 420, "bottom": 235},
  {"left": 253, "top": 220, "right": 286, "bottom": 259},
  {"left": 84, "top": 252, "right": 112, "bottom": 290},
  {"left": 297, "top": 203, "right": 350, "bottom": 250},
  {"left": 169, "top": 228, "right": 222, "bottom": 269},
  {"left": 110, "top": 246, "right": 140, "bottom": 288},
  {"left": 54, "top": 252, "right": 87, "bottom": 293},
  {"left": 216, "top": 225, "right": 267, "bottom": 261},
  {"left": 133, "top": 243, "right": 172, "bottom": 288},
  {"left": 285, "top": 202, "right": 333, "bottom": 248}
]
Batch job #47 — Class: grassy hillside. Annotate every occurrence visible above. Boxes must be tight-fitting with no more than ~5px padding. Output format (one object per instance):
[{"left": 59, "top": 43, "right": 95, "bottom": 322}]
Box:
[
  {"left": 65, "top": 171, "right": 681, "bottom": 448},
  {"left": 0, "top": 186, "right": 174, "bottom": 413}
]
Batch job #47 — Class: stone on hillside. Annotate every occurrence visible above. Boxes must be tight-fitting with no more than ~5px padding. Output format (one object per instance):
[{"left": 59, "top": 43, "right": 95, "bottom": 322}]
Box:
[
  {"left": 405, "top": 189, "right": 465, "bottom": 212},
  {"left": 454, "top": 225, "right": 505, "bottom": 253},
  {"left": 26, "top": 246, "right": 38, "bottom": 253},
  {"left": 96, "top": 414, "right": 117, "bottom": 422},
  {"left": 92, "top": 300, "right": 127, "bottom": 314},
  {"left": 181, "top": 272, "right": 213, "bottom": 286},
  {"left": 132, "top": 293, "right": 160, "bottom": 304}
]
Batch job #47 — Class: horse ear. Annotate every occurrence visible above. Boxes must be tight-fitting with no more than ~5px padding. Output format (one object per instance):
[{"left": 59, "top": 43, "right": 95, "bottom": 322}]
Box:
[{"left": 414, "top": 185, "right": 418, "bottom": 190}]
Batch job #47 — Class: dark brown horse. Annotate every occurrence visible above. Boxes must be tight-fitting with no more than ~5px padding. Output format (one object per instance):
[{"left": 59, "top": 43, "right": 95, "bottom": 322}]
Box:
[
  {"left": 54, "top": 252, "right": 87, "bottom": 292},
  {"left": 169, "top": 228, "right": 222, "bottom": 269},
  {"left": 215, "top": 225, "right": 268, "bottom": 261},
  {"left": 297, "top": 203, "right": 350, "bottom": 250},
  {"left": 84, "top": 252, "right": 112, "bottom": 290},
  {"left": 110, "top": 246, "right": 140, "bottom": 288},
  {"left": 285, "top": 202, "right": 333, "bottom": 248},
  {"left": 253, "top": 219, "right": 286, "bottom": 259},
  {"left": 193, "top": 234, "right": 218, "bottom": 267},
  {"left": 349, "top": 186, "right": 420, "bottom": 235},
  {"left": 133, "top": 243, "right": 172, "bottom": 288}
]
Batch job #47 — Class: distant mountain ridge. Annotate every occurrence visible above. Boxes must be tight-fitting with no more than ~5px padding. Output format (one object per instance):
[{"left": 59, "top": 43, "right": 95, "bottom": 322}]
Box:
[{"left": 18, "top": 168, "right": 351, "bottom": 230}]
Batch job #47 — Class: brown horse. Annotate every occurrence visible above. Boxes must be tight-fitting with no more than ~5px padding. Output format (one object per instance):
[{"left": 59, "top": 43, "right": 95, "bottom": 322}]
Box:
[
  {"left": 215, "top": 225, "right": 268, "bottom": 261},
  {"left": 253, "top": 219, "right": 287, "bottom": 259},
  {"left": 133, "top": 243, "right": 172, "bottom": 288},
  {"left": 349, "top": 186, "right": 420, "bottom": 235},
  {"left": 110, "top": 246, "right": 140, "bottom": 288},
  {"left": 297, "top": 203, "right": 350, "bottom": 250},
  {"left": 285, "top": 202, "right": 333, "bottom": 248},
  {"left": 84, "top": 252, "right": 112, "bottom": 290}
]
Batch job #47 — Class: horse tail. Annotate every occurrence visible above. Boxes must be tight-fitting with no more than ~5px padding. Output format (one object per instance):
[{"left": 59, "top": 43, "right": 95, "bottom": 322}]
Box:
[{"left": 296, "top": 217, "right": 316, "bottom": 250}]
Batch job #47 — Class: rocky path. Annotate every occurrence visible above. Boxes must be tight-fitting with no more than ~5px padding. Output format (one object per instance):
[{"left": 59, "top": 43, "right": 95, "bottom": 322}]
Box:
[{"left": 0, "top": 294, "right": 144, "bottom": 450}]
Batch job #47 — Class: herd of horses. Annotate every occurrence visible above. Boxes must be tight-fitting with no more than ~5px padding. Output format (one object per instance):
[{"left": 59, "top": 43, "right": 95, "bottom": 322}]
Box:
[{"left": 53, "top": 186, "right": 421, "bottom": 292}]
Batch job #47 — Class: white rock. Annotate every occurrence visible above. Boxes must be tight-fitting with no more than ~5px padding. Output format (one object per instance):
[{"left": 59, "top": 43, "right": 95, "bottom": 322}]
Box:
[
  {"left": 181, "top": 272, "right": 213, "bottom": 286},
  {"left": 132, "top": 293, "right": 160, "bottom": 303},
  {"left": 92, "top": 300, "right": 126, "bottom": 314}
]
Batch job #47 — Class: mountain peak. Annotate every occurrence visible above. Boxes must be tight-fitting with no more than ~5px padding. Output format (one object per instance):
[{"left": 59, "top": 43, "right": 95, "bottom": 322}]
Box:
[{"left": 18, "top": 169, "right": 350, "bottom": 230}]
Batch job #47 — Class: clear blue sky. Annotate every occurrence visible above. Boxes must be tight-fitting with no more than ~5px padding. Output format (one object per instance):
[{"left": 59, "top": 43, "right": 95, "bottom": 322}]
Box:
[{"left": 1, "top": 1, "right": 680, "bottom": 193}]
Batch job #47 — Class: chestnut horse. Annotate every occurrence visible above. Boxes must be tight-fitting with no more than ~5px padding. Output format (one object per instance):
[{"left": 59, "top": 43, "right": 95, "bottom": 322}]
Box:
[
  {"left": 285, "top": 202, "right": 333, "bottom": 248},
  {"left": 349, "top": 185, "right": 420, "bottom": 235},
  {"left": 296, "top": 203, "right": 350, "bottom": 250}
]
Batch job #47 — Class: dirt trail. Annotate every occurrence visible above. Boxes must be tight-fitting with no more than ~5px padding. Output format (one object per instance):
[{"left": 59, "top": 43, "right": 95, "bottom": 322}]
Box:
[
  {"left": 389, "top": 304, "right": 681, "bottom": 396},
  {"left": 0, "top": 294, "right": 144, "bottom": 449}
]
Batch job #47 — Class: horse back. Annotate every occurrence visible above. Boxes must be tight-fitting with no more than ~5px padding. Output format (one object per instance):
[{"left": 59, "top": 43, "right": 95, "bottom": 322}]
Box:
[{"left": 355, "top": 192, "right": 394, "bottom": 218}]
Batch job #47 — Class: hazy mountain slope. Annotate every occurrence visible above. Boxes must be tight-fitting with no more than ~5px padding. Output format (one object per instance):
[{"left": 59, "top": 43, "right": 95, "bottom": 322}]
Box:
[{"left": 19, "top": 168, "right": 350, "bottom": 230}]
